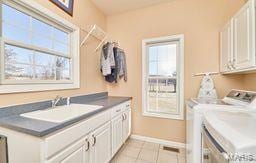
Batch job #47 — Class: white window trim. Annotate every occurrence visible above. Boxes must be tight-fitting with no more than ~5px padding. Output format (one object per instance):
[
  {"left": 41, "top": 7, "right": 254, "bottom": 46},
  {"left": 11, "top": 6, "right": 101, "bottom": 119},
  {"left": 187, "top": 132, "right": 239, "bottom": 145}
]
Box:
[
  {"left": 0, "top": 0, "right": 80, "bottom": 94},
  {"left": 142, "top": 34, "right": 184, "bottom": 120}
]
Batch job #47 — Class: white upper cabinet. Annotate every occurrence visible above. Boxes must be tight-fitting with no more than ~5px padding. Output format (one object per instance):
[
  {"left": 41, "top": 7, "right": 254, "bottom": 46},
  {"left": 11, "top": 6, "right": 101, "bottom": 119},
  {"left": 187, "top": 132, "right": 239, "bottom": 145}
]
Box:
[
  {"left": 220, "top": 0, "right": 256, "bottom": 73},
  {"left": 233, "top": 0, "right": 255, "bottom": 70},
  {"left": 220, "top": 21, "right": 233, "bottom": 72}
]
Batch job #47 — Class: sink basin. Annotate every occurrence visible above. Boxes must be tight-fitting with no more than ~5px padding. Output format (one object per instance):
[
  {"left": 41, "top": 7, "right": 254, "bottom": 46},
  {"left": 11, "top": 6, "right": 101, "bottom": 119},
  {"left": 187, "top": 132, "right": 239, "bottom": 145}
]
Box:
[{"left": 20, "top": 104, "right": 103, "bottom": 123}]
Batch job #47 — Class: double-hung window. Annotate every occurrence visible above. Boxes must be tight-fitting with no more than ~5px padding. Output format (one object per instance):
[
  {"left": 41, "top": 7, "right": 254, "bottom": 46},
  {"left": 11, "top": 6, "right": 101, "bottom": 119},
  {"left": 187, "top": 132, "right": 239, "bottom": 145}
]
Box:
[
  {"left": 0, "top": 0, "right": 80, "bottom": 93},
  {"left": 142, "top": 35, "right": 184, "bottom": 120}
]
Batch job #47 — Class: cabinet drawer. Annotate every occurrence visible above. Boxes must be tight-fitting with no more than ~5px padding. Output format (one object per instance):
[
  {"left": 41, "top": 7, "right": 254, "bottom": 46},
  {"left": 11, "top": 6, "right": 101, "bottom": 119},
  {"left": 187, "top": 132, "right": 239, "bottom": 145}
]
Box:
[
  {"left": 44, "top": 110, "right": 111, "bottom": 159},
  {"left": 124, "top": 101, "right": 131, "bottom": 110},
  {"left": 111, "top": 101, "right": 131, "bottom": 118},
  {"left": 112, "top": 105, "right": 123, "bottom": 117}
]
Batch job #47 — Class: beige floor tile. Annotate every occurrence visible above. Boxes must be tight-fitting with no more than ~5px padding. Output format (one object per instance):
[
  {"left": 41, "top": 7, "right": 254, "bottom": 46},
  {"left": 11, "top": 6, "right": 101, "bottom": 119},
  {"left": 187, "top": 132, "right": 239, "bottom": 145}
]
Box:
[
  {"left": 138, "top": 149, "right": 158, "bottom": 163},
  {"left": 136, "top": 159, "right": 153, "bottom": 163},
  {"left": 157, "top": 152, "right": 178, "bottom": 163},
  {"left": 120, "top": 146, "right": 141, "bottom": 158},
  {"left": 127, "top": 139, "right": 145, "bottom": 148},
  {"left": 142, "top": 142, "right": 160, "bottom": 151},
  {"left": 178, "top": 156, "right": 186, "bottom": 163},
  {"left": 159, "top": 149, "right": 178, "bottom": 156},
  {"left": 113, "top": 155, "right": 137, "bottom": 163}
]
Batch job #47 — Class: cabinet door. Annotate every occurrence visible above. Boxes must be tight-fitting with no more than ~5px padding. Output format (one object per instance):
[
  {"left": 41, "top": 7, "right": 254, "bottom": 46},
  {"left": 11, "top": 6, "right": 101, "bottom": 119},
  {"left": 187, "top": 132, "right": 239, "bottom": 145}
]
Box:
[
  {"left": 122, "top": 109, "right": 131, "bottom": 142},
  {"left": 60, "top": 147, "right": 85, "bottom": 163},
  {"left": 90, "top": 122, "right": 111, "bottom": 163},
  {"left": 47, "top": 137, "right": 90, "bottom": 163},
  {"left": 111, "top": 114, "right": 123, "bottom": 156},
  {"left": 220, "top": 21, "right": 233, "bottom": 72},
  {"left": 233, "top": 0, "right": 255, "bottom": 70}
]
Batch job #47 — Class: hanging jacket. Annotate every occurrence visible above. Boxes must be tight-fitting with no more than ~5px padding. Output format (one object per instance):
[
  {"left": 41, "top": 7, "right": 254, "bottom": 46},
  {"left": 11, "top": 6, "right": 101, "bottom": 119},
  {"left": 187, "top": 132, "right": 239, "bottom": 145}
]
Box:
[
  {"left": 105, "top": 48, "right": 119, "bottom": 83},
  {"left": 100, "top": 42, "right": 115, "bottom": 76},
  {"left": 113, "top": 47, "right": 127, "bottom": 82}
]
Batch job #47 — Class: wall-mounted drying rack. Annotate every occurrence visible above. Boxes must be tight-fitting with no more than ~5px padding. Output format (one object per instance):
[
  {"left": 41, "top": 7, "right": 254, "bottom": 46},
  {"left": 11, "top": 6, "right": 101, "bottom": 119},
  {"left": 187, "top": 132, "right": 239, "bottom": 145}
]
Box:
[
  {"left": 192, "top": 72, "right": 219, "bottom": 77},
  {"left": 80, "top": 24, "right": 107, "bottom": 51}
]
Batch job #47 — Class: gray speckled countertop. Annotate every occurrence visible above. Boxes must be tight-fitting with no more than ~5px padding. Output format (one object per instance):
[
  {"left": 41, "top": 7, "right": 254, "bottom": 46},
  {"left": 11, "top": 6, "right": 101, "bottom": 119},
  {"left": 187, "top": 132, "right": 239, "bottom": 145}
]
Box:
[{"left": 0, "top": 93, "right": 131, "bottom": 137}]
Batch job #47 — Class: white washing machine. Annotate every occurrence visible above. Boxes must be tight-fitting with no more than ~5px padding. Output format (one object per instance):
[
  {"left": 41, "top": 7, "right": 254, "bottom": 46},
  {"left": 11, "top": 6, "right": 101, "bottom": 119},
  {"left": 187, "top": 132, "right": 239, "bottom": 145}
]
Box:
[
  {"left": 186, "top": 90, "right": 256, "bottom": 163},
  {"left": 203, "top": 108, "right": 256, "bottom": 163}
]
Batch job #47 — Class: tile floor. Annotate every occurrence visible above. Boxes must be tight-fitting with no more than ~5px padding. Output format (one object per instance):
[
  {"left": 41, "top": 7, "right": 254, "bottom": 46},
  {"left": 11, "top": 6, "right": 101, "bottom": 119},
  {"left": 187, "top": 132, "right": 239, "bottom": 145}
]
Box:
[{"left": 111, "top": 139, "right": 186, "bottom": 163}]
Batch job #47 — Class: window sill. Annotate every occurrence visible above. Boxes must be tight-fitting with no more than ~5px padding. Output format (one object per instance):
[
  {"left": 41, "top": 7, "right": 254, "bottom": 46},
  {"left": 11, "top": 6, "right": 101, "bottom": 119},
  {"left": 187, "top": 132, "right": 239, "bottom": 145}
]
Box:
[
  {"left": 0, "top": 83, "right": 80, "bottom": 94},
  {"left": 142, "top": 111, "right": 184, "bottom": 120}
]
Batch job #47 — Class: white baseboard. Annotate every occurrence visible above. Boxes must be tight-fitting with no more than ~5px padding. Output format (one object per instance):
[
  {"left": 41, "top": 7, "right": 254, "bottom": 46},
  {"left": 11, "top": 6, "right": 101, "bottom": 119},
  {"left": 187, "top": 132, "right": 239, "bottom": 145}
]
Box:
[{"left": 130, "top": 134, "right": 186, "bottom": 149}]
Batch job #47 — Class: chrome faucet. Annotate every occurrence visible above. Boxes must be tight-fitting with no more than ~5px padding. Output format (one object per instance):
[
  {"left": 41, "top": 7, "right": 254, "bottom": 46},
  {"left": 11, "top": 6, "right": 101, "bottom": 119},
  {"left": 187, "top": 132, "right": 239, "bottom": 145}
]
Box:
[{"left": 52, "top": 95, "right": 63, "bottom": 108}]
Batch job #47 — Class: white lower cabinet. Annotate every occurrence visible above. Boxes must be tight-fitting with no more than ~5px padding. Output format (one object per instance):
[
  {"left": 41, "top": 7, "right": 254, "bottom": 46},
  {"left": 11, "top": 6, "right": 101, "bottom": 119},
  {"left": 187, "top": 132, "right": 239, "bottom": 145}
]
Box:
[
  {"left": 47, "top": 137, "right": 90, "bottom": 163},
  {"left": 47, "top": 101, "right": 131, "bottom": 163},
  {"left": 1, "top": 100, "right": 131, "bottom": 163},
  {"left": 111, "top": 105, "right": 132, "bottom": 157},
  {"left": 61, "top": 147, "right": 85, "bottom": 163},
  {"left": 90, "top": 122, "right": 112, "bottom": 163},
  {"left": 48, "top": 122, "right": 112, "bottom": 163},
  {"left": 111, "top": 115, "right": 124, "bottom": 156},
  {"left": 122, "top": 109, "right": 131, "bottom": 142}
]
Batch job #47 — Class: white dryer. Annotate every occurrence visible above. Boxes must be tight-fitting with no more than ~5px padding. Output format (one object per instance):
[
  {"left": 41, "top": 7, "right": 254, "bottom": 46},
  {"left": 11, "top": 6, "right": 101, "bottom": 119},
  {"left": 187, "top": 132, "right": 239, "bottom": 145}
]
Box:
[{"left": 186, "top": 90, "right": 256, "bottom": 163}]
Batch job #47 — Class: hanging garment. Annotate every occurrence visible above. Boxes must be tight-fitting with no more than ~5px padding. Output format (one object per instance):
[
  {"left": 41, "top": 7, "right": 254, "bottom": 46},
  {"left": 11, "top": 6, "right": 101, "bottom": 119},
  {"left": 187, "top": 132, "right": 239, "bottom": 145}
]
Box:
[
  {"left": 119, "top": 51, "right": 127, "bottom": 81},
  {"left": 113, "top": 47, "right": 127, "bottom": 82},
  {"left": 105, "top": 69, "right": 116, "bottom": 83},
  {"left": 105, "top": 47, "right": 119, "bottom": 83},
  {"left": 100, "top": 42, "right": 115, "bottom": 76}
]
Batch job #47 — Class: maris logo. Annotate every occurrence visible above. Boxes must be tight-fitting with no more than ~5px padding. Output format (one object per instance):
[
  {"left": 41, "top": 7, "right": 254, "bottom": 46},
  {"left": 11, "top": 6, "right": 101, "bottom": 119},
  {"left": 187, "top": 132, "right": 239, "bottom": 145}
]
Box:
[{"left": 228, "top": 153, "right": 256, "bottom": 162}]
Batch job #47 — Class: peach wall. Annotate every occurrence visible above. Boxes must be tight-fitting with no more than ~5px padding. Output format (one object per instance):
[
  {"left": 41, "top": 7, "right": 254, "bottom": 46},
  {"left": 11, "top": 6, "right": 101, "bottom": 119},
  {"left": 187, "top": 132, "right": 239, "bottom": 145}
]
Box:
[
  {"left": 0, "top": 0, "right": 107, "bottom": 106},
  {"left": 106, "top": 0, "right": 246, "bottom": 143},
  {"left": 243, "top": 74, "right": 256, "bottom": 91}
]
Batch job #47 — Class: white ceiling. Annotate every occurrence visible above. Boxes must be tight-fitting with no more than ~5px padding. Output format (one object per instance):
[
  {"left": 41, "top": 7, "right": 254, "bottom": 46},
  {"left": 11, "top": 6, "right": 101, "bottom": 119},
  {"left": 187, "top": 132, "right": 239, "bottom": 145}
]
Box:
[{"left": 90, "top": 0, "right": 172, "bottom": 15}]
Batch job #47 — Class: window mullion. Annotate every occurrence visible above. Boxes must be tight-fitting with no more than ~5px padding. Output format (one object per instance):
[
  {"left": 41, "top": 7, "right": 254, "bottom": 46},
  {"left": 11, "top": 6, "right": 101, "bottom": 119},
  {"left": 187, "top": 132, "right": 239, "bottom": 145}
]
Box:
[
  {"left": 54, "top": 56, "right": 57, "bottom": 81},
  {"left": 4, "top": 39, "right": 71, "bottom": 58},
  {"left": 156, "top": 78, "right": 159, "bottom": 111},
  {"left": 51, "top": 26, "right": 54, "bottom": 52},
  {"left": 32, "top": 51, "right": 36, "bottom": 79},
  {"left": 0, "top": 2, "right": 3, "bottom": 37}
]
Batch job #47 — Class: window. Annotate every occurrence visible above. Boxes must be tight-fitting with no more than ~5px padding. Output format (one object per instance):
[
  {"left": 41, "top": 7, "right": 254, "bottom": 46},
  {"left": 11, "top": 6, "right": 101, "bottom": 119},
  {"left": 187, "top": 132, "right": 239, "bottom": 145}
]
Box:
[
  {"left": 0, "top": 0, "right": 80, "bottom": 93},
  {"left": 142, "top": 35, "right": 184, "bottom": 120}
]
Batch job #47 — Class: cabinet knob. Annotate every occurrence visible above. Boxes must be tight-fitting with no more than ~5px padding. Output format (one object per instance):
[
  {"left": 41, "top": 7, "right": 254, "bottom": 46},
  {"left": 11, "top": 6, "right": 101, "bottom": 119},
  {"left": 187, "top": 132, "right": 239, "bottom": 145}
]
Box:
[
  {"left": 122, "top": 113, "right": 127, "bottom": 120},
  {"left": 92, "top": 135, "right": 96, "bottom": 146},
  {"left": 122, "top": 114, "right": 125, "bottom": 121},
  {"left": 231, "top": 60, "right": 236, "bottom": 69},
  {"left": 227, "top": 61, "right": 233, "bottom": 70},
  {"left": 85, "top": 138, "right": 90, "bottom": 151}
]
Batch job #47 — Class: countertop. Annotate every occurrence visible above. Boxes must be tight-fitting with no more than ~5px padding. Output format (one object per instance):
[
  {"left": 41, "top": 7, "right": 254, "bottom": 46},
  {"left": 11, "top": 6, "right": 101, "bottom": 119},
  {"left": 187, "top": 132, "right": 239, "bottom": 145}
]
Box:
[{"left": 0, "top": 94, "right": 131, "bottom": 137}]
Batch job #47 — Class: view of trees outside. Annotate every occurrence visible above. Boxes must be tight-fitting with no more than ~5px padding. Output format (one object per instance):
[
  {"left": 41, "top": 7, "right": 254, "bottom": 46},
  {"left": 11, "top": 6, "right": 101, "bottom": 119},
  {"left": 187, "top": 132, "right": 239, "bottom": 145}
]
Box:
[
  {"left": 147, "top": 44, "right": 178, "bottom": 114},
  {"left": 4, "top": 45, "right": 70, "bottom": 81},
  {"left": 2, "top": 4, "right": 71, "bottom": 82}
]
